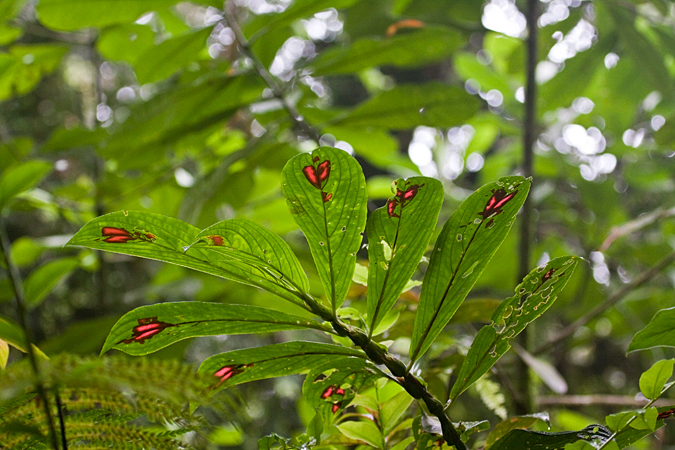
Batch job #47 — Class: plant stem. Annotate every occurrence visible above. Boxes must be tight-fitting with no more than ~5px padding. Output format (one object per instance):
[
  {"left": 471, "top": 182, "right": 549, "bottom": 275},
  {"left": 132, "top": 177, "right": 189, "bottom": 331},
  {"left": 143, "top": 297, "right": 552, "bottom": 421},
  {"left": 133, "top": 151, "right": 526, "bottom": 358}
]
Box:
[
  {"left": 223, "top": 6, "right": 323, "bottom": 146},
  {"left": 515, "top": 0, "right": 539, "bottom": 415},
  {"left": 301, "top": 293, "right": 468, "bottom": 450},
  {"left": 535, "top": 250, "right": 675, "bottom": 354},
  {"left": 0, "top": 222, "right": 60, "bottom": 450}
]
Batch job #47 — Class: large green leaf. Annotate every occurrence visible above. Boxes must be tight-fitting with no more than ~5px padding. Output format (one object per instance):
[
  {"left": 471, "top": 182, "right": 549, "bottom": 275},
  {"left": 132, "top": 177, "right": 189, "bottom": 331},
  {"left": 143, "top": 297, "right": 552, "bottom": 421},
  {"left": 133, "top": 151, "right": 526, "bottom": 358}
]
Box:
[
  {"left": 485, "top": 413, "right": 550, "bottom": 449},
  {"left": 628, "top": 307, "right": 675, "bottom": 352},
  {"left": 449, "top": 256, "right": 579, "bottom": 401},
  {"left": 281, "top": 147, "right": 367, "bottom": 311},
  {"left": 334, "top": 83, "right": 481, "bottom": 130},
  {"left": 309, "top": 27, "right": 463, "bottom": 76},
  {"left": 0, "top": 161, "right": 52, "bottom": 211},
  {"left": 36, "top": 0, "right": 180, "bottom": 31},
  {"left": 409, "top": 176, "right": 530, "bottom": 362},
  {"left": 66, "top": 211, "right": 303, "bottom": 305},
  {"left": 488, "top": 424, "right": 611, "bottom": 450},
  {"left": 188, "top": 218, "right": 309, "bottom": 294},
  {"left": 337, "top": 420, "right": 384, "bottom": 448},
  {"left": 198, "top": 341, "right": 365, "bottom": 390},
  {"left": 101, "top": 302, "right": 331, "bottom": 355},
  {"left": 366, "top": 176, "right": 443, "bottom": 332},
  {"left": 24, "top": 257, "right": 78, "bottom": 307},
  {"left": 134, "top": 27, "right": 211, "bottom": 84},
  {"left": 96, "top": 24, "right": 156, "bottom": 64}
]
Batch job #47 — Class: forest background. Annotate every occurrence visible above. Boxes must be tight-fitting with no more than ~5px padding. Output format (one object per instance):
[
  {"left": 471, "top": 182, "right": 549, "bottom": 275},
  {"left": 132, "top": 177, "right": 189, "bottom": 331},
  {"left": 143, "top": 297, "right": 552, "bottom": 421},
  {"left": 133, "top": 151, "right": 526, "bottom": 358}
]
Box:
[{"left": 1, "top": 0, "right": 675, "bottom": 448}]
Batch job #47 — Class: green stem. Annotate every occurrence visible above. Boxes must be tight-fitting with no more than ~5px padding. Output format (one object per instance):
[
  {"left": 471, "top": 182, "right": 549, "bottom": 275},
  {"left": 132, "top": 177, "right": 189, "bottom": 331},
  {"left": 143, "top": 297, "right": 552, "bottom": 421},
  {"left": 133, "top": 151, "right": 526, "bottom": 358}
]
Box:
[{"left": 0, "top": 221, "right": 60, "bottom": 450}]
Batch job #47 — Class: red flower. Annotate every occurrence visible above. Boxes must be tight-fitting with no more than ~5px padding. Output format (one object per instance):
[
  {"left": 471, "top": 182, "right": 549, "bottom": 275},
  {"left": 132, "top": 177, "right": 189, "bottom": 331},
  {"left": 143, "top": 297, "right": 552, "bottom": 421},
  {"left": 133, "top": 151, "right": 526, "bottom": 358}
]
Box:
[{"left": 302, "top": 159, "right": 331, "bottom": 189}]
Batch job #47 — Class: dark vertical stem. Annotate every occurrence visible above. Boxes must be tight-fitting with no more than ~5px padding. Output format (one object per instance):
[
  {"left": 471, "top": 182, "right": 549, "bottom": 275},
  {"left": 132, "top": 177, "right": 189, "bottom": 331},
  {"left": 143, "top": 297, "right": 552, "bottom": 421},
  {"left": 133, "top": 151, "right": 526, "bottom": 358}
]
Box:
[
  {"left": 516, "top": 0, "right": 539, "bottom": 415},
  {"left": 55, "top": 390, "right": 68, "bottom": 449},
  {"left": 0, "top": 223, "right": 60, "bottom": 450}
]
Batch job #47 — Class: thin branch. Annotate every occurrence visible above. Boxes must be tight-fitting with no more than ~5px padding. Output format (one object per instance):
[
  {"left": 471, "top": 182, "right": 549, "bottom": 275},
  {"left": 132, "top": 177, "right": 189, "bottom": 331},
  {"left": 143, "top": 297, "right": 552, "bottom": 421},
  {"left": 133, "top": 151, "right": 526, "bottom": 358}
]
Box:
[
  {"left": 54, "top": 390, "right": 68, "bottom": 450},
  {"left": 535, "top": 250, "right": 675, "bottom": 354},
  {"left": 222, "top": 7, "right": 323, "bottom": 146},
  {"left": 0, "top": 222, "right": 60, "bottom": 450}
]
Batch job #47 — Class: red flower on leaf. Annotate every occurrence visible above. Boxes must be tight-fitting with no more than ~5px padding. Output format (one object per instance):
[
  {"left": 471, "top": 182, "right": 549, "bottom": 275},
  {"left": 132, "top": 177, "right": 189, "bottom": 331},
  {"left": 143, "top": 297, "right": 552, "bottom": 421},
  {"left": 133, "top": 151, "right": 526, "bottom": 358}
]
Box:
[
  {"left": 302, "top": 159, "right": 331, "bottom": 189},
  {"left": 118, "top": 317, "right": 175, "bottom": 345}
]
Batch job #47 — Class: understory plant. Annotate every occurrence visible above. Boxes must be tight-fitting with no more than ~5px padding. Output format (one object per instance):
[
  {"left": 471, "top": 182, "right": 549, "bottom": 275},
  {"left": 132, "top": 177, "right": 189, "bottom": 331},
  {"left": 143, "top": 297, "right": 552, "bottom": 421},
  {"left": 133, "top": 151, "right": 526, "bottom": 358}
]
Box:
[{"left": 60, "top": 146, "right": 616, "bottom": 449}]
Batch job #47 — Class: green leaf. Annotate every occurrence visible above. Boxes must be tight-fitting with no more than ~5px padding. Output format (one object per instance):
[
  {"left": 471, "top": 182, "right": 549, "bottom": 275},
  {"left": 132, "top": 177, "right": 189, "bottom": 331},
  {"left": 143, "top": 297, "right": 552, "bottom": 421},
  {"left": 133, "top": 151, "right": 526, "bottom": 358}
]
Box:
[
  {"left": 628, "top": 307, "right": 675, "bottom": 352},
  {"left": 487, "top": 424, "right": 611, "bottom": 450},
  {"left": 0, "top": 44, "right": 68, "bottom": 101},
  {"left": 188, "top": 218, "right": 310, "bottom": 295},
  {"left": 409, "top": 176, "right": 530, "bottom": 362},
  {"left": 380, "top": 390, "right": 414, "bottom": 434},
  {"left": 0, "top": 161, "right": 52, "bottom": 211},
  {"left": 36, "top": 0, "right": 181, "bottom": 31},
  {"left": 0, "top": 315, "right": 47, "bottom": 359},
  {"left": 639, "top": 359, "right": 674, "bottom": 400},
  {"left": 198, "top": 341, "right": 365, "bottom": 390},
  {"left": 335, "top": 82, "right": 481, "bottom": 130},
  {"left": 247, "top": 0, "right": 359, "bottom": 43},
  {"left": 134, "top": 27, "right": 211, "bottom": 84},
  {"left": 449, "top": 256, "right": 578, "bottom": 400},
  {"left": 366, "top": 176, "right": 443, "bottom": 332},
  {"left": 96, "top": 24, "right": 155, "bottom": 64},
  {"left": 24, "top": 257, "right": 78, "bottom": 307},
  {"left": 281, "top": 147, "right": 367, "bottom": 310},
  {"left": 66, "top": 211, "right": 303, "bottom": 306},
  {"left": 102, "top": 302, "right": 330, "bottom": 355},
  {"left": 485, "top": 413, "right": 550, "bottom": 449},
  {"left": 309, "top": 27, "right": 463, "bottom": 76},
  {"left": 337, "top": 420, "right": 384, "bottom": 448},
  {"left": 0, "top": 339, "right": 8, "bottom": 369},
  {"left": 101, "top": 74, "right": 265, "bottom": 166}
]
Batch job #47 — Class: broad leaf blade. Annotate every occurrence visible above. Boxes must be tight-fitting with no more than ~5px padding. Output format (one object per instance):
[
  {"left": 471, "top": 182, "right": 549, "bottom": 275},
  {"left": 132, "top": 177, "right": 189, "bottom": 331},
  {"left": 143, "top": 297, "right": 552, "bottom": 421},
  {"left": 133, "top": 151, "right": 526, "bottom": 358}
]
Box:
[
  {"left": 449, "top": 256, "right": 579, "bottom": 401},
  {"left": 102, "top": 302, "right": 332, "bottom": 355},
  {"left": 198, "top": 341, "right": 365, "bottom": 390},
  {"left": 628, "top": 306, "right": 675, "bottom": 352},
  {"left": 281, "top": 147, "right": 367, "bottom": 310},
  {"left": 366, "top": 176, "right": 443, "bottom": 331},
  {"left": 0, "top": 161, "right": 52, "bottom": 211},
  {"left": 24, "top": 257, "right": 78, "bottom": 307},
  {"left": 639, "top": 359, "right": 675, "bottom": 400},
  {"left": 334, "top": 83, "right": 481, "bottom": 130},
  {"left": 337, "top": 420, "right": 384, "bottom": 448},
  {"left": 488, "top": 424, "right": 611, "bottom": 450},
  {"left": 309, "top": 27, "right": 463, "bottom": 76},
  {"left": 66, "top": 211, "right": 302, "bottom": 305},
  {"left": 410, "top": 176, "right": 530, "bottom": 362},
  {"left": 189, "top": 218, "right": 309, "bottom": 294}
]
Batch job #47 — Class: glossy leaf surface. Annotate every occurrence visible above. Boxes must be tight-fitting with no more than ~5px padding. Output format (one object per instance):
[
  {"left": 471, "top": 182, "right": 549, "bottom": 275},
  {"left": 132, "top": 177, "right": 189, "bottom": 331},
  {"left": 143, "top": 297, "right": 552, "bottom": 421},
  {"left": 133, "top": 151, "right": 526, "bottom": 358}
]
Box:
[
  {"left": 449, "top": 256, "right": 579, "bottom": 400},
  {"left": 199, "top": 341, "right": 365, "bottom": 390},
  {"left": 628, "top": 306, "right": 675, "bottom": 352},
  {"left": 102, "top": 302, "right": 331, "bottom": 355},
  {"left": 337, "top": 420, "right": 384, "bottom": 448},
  {"left": 67, "top": 211, "right": 302, "bottom": 305},
  {"left": 410, "top": 176, "right": 530, "bottom": 361},
  {"left": 282, "top": 147, "right": 367, "bottom": 310},
  {"left": 639, "top": 359, "right": 674, "bottom": 400},
  {"left": 366, "top": 176, "right": 443, "bottom": 331}
]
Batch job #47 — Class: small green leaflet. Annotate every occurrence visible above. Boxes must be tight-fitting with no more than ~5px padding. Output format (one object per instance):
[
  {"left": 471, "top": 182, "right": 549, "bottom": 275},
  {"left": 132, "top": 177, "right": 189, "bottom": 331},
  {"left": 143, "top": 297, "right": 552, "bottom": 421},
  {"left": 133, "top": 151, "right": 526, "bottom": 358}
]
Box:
[
  {"left": 198, "top": 341, "right": 366, "bottom": 390},
  {"left": 67, "top": 212, "right": 309, "bottom": 306},
  {"left": 484, "top": 413, "right": 551, "bottom": 449},
  {"left": 101, "top": 302, "right": 332, "bottom": 356},
  {"left": 487, "top": 424, "right": 611, "bottom": 450},
  {"left": 366, "top": 176, "right": 443, "bottom": 332},
  {"left": 409, "top": 176, "right": 530, "bottom": 362},
  {"left": 449, "top": 256, "right": 579, "bottom": 401},
  {"left": 628, "top": 306, "right": 675, "bottom": 352},
  {"left": 639, "top": 359, "right": 674, "bottom": 400},
  {"left": 187, "top": 218, "right": 310, "bottom": 295},
  {"left": 281, "top": 147, "right": 367, "bottom": 311},
  {"left": 0, "top": 160, "right": 52, "bottom": 211}
]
